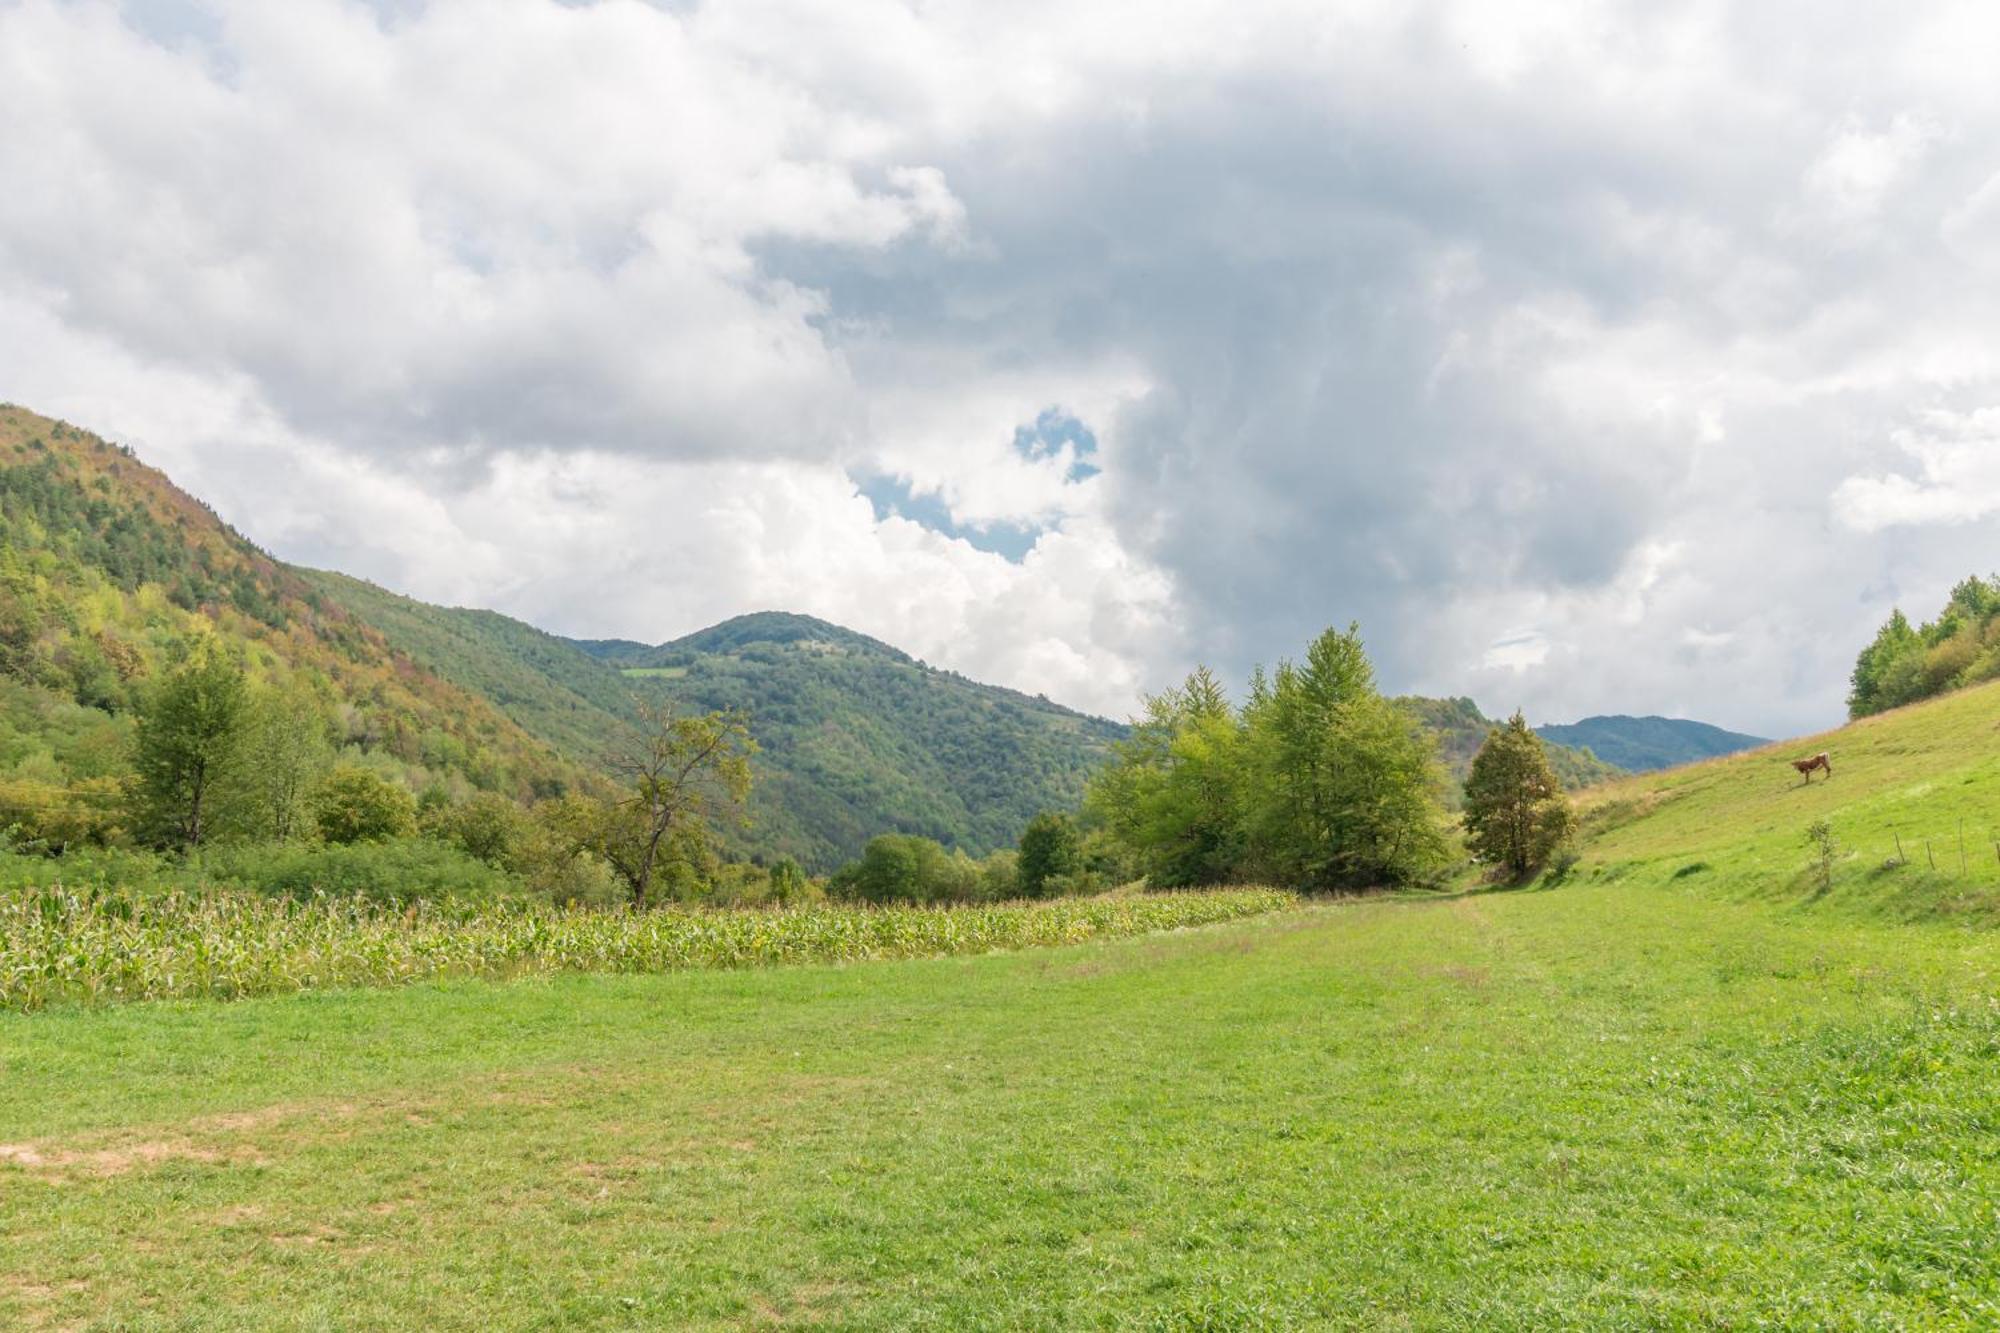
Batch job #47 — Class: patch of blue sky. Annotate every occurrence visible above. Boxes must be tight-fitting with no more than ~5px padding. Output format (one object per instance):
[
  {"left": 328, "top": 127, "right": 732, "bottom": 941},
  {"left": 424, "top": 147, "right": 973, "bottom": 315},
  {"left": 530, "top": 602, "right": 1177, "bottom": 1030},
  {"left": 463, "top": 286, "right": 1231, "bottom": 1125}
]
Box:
[
  {"left": 1013, "top": 408, "right": 1101, "bottom": 482},
  {"left": 855, "top": 473, "right": 1044, "bottom": 563}
]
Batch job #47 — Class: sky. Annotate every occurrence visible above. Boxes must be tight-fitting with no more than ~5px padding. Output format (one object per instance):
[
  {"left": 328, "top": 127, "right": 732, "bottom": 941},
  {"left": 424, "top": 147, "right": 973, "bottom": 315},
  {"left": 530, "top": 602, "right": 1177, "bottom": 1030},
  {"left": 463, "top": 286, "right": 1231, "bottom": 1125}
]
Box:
[{"left": 5, "top": 0, "right": 2000, "bottom": 738}]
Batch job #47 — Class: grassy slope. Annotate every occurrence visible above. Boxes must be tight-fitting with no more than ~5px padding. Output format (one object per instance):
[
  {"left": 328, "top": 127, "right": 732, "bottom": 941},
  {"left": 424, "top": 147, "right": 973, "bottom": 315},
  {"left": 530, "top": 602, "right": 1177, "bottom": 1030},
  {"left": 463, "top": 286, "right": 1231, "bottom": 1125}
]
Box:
[{"left": 1575, "top": 677, "right": 2000, "bottom": 923}]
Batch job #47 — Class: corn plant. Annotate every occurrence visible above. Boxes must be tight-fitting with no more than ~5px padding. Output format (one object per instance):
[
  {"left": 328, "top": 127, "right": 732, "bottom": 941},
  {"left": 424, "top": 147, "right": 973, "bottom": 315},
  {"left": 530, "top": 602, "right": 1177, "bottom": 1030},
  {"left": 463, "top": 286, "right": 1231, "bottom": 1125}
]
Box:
[{"left": 0, "top": 887, "right": 1295, "bottom": 1012}]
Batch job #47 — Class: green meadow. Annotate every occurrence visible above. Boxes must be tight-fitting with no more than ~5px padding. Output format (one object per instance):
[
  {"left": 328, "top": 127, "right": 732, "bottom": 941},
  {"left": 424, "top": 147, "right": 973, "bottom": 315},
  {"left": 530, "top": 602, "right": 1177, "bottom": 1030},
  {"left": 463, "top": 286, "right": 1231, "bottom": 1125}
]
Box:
[{"left": 7, "top": 684, "right": 2000, "bottom": 1328}]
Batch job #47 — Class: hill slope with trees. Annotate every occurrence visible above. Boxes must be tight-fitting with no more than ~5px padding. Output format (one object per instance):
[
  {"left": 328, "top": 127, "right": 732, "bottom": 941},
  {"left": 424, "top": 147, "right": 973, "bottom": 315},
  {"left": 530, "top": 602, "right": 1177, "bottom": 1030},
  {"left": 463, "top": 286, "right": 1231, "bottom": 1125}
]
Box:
[
  {"left": 0, "top": 404, "right": 1132, "bottom": 871},
  {"left": 1533, "top": 715, "right": 1767, "bottom": 773},
  {"left": 1397, "top": 696, "right": 1622, "bottom": 799},
  {"left": 569, "top": 616, "right": 1129, "bottom": 870}
]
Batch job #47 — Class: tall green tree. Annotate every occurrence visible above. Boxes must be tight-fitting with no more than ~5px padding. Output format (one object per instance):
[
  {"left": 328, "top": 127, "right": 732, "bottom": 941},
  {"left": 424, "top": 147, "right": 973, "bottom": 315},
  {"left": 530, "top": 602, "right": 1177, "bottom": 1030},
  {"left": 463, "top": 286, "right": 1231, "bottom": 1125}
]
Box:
[
  {"left": 1462, "top": 711, "right": 1575, "bottom": 879},
  {"left": 1085, "top": 667, "right": 1246, "bottom": 888},
  {"left": 1086, "top": 627, "right": 1447, "bottom": 891},
  {"left": 1849, "top": 609, "right": 1919, "bottom": 717},
  {"left": 132, "top": 642, "right": 247, "bottom": 849},
  {"left": 1240, "top": 625, "right": 1448, "bottom": 889},
  {"left": 1016, "top": 810, "right": 1083, "bottom": 898}
]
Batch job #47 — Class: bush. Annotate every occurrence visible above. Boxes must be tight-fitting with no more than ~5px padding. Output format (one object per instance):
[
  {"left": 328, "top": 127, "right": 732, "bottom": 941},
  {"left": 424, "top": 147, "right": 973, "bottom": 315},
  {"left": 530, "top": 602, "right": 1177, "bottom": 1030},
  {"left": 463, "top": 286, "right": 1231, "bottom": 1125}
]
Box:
[
  {"left": 199, "top": 838, "right": 517, "bottom": 907},
  {"left": 828, "top": 833, "right": 979, "bottom": 904},
  {"left": 0, "top": 844, "right": 193, "bottom": 895},
  {"left": 425, "top": 791, "right": 526, "bottom": 867},
  {"left": 313, "top": 766, "right": 418, "bottom": 845},
  {"left": 0, "top": 775, "right": 126, "bottom": 853}
]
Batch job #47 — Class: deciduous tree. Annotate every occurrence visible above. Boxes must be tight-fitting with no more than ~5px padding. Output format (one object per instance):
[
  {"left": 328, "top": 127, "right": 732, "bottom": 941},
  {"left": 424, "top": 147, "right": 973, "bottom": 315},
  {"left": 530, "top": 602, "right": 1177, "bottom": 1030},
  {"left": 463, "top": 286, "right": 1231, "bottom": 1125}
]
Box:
[
  {"left": 601, "top": 704, "right": 755, "bottom": 907},
  {"left": 132, "top": 641, "right": 247, "bottom": 848},
  {"left": 1017, "top": 810, "right": 1083, "bottom": 898}
]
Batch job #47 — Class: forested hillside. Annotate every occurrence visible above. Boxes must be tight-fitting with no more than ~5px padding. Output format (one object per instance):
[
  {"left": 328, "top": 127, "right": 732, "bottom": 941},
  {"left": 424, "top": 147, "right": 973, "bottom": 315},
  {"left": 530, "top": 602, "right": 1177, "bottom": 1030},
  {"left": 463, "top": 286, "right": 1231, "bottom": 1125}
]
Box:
[
  {"left": 572, "top": 615, "right": 1128, "bottom": 870},
  {"left": 1533, "top": 714, "right": 1766, "bottom": 773},
  {"left": 0, "top": 405, "right": 585, "bottom": 850},
  {"left": 0, "top": 406, "right": 1130, "bottom": 871}
]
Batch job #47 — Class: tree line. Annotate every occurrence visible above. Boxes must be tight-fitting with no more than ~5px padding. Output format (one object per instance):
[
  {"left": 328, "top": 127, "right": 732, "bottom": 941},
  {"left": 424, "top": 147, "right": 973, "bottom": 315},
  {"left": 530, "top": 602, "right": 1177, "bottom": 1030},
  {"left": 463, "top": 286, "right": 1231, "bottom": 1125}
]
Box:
[
  {"left": 1850, "top": 575, "right": 2000, "bottom": 718},
  {"left": 1074, "top": 624, "right": 1572, "bottom": 891},
  {"left": 9, "top": 620, "right": 1582, "bottom": 909}
]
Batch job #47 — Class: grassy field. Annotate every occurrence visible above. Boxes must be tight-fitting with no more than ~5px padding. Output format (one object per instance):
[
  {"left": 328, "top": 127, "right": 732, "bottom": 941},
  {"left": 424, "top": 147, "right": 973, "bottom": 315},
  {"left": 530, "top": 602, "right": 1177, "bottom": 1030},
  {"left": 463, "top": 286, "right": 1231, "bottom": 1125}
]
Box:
[
  {"left": 4, "top": 880, "right": 1998, "bottom": 1328},
  {"left": 6, "top": 687, "right": 2000, "bottom": 1328}
]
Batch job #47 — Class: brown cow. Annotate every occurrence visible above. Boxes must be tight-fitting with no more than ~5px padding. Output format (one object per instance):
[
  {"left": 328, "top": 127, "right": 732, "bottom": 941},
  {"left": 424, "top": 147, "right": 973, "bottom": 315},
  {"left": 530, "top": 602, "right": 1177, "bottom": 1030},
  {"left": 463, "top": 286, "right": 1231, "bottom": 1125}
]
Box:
[{"left": 1791, "top": 752, "right": 1831, "bottom": 784}]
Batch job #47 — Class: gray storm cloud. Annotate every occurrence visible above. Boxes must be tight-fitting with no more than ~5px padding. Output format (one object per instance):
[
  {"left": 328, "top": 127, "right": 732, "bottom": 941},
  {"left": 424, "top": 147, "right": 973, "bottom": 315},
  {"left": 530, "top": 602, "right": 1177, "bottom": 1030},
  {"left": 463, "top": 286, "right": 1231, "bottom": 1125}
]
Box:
[{"left": 5, "top": 0, "right": 2000, "bottom": 736}]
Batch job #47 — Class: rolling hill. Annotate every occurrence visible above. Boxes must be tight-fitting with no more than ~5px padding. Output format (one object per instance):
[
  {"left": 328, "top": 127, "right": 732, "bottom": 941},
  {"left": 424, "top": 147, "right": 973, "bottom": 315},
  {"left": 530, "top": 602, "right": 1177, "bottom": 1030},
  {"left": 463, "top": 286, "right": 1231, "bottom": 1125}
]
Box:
[
  {"left": 1536, "top": 714, "right": 1766, "bottom": 773},
  {"left": 0, "top": 404, "right": 1130, "bottom": 870},
  {"left": 569, "top": 615, "right": 1128, "bottom": 870},
  {"left": 1398, "top": 696, "right": 1623, "bottom": 799}
]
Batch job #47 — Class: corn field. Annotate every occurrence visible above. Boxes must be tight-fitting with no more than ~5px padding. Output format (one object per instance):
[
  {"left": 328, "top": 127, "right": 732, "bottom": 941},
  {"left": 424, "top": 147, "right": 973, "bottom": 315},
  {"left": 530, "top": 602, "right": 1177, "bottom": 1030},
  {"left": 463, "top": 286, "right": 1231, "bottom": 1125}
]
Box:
[{"left": 0, "top": 887, "right": 1295, "bottom": 1012}]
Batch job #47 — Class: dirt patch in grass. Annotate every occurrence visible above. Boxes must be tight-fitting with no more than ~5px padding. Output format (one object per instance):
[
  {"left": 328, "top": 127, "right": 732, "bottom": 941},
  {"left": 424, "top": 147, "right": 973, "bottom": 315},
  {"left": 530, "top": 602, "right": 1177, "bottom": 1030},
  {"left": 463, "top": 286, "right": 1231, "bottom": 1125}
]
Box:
[{"left": 0, "top": 1138, "right": 261, "bottom": 1179}]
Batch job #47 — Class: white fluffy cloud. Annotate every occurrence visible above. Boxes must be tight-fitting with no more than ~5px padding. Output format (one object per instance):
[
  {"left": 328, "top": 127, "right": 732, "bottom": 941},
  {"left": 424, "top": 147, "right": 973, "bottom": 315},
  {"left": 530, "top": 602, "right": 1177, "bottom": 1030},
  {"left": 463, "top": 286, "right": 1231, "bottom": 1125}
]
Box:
[{"left": 6, "top": 0, "right": 2000, "bottom": 735}]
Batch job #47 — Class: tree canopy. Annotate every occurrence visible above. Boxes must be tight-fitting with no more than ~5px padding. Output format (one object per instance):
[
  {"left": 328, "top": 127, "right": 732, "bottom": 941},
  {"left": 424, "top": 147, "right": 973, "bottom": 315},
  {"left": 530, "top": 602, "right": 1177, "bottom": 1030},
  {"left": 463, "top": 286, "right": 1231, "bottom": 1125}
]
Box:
[
  {"left": 1462, "top": 712, "right": 1575, "bottom": 880},
  {"left": 1086, "top": 626, "right": 1449, "bottom": 890}
]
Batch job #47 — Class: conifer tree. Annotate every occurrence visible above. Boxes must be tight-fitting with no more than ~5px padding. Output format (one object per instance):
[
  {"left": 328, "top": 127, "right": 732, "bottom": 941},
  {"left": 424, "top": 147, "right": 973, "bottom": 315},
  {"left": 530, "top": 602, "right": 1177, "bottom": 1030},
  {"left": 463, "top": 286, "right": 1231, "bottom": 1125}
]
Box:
[{"left": 1462, "top": 711, "right": 1575, "bottom": 879}]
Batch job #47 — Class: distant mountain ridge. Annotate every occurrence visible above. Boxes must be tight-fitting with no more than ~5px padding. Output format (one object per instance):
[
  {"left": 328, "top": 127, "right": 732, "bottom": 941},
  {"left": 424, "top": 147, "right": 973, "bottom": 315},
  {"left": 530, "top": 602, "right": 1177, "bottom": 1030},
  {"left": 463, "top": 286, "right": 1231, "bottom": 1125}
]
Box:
[
  {"left": 579, "top": 612, "right": 914, "bottom": 666},
  {"left": 1398, "top": 697, "right": 1623, "bottom": 801},
  {"left": 1535, "top": 714, "right": 1767, "bottom": 773}
]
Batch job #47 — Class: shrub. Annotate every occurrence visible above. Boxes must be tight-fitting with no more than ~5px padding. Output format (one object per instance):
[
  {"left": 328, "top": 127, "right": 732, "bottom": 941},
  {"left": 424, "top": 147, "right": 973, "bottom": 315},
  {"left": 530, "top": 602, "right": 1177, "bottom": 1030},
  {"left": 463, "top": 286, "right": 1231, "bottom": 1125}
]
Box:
[
  {"left": 199, "top": 838, "right": 518, "bottom": 907},
  {"left": 426, "top": 791, "right": 526, "bottom": 867},
  {"left": 1804, "top": 818, "right": 1836, "bottom": 893},
  {"left": 313, "top": 766, "right": 418, "bottom": 845},
  {"left": 1018, "top": 811, "right": 1084, "bottom": 898},
  {"left": 828, "top": 833, "right": 978, "bottom": 904}
]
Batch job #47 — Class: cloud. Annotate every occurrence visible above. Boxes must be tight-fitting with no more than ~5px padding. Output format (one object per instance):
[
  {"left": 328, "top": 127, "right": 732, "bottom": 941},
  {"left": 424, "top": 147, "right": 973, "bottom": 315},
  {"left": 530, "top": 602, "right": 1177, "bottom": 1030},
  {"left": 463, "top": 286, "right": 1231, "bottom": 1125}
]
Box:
[
  {"left": 5, "top": 0, "right": 2000, "bottom": 740},
  {"left": 1833, "top": 408, "right": 2000, "bottom": 531}
]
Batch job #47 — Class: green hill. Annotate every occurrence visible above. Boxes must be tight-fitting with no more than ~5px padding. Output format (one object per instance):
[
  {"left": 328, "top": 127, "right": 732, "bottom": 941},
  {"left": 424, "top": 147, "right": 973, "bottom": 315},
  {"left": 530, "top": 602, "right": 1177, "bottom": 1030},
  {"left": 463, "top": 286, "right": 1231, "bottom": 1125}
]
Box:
[
  {"left": 0, "top": 403, "right": 1127, "bottom": 870},
  {"left": 570, "top": 618, "right": 1127, "bottom": 870},
  {"left": 1536, "top": 714, "right": 1766, "bottom": 773},
  {"left": 1397, "top": 696, "right": 1623, "bottom": 800},
  {"left": 1573, "top": 679, "right": 2000, "bottom": 922},
  {"left": 0, "top": 405, "right": 587, "bottom": 822}
]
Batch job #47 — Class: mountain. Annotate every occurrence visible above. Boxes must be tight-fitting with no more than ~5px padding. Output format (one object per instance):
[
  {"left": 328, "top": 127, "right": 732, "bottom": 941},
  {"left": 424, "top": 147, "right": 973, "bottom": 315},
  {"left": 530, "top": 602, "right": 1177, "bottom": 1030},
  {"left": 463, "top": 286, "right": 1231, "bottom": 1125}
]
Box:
[
  {"left": 0, "top": 405, "right": 586, "bottom": 809},
  {"left": 1535, "top": 715, "right": 1768, "bottom": 773},
  {"left": 568, "top": 616, "right": 1128, "bottom": 870},
  {"left": 1398, "top": 697, "right": 1623, "bottom": 801},
  {"left": 0, "top": 403, "right": 1125, "bottom": 870}
]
